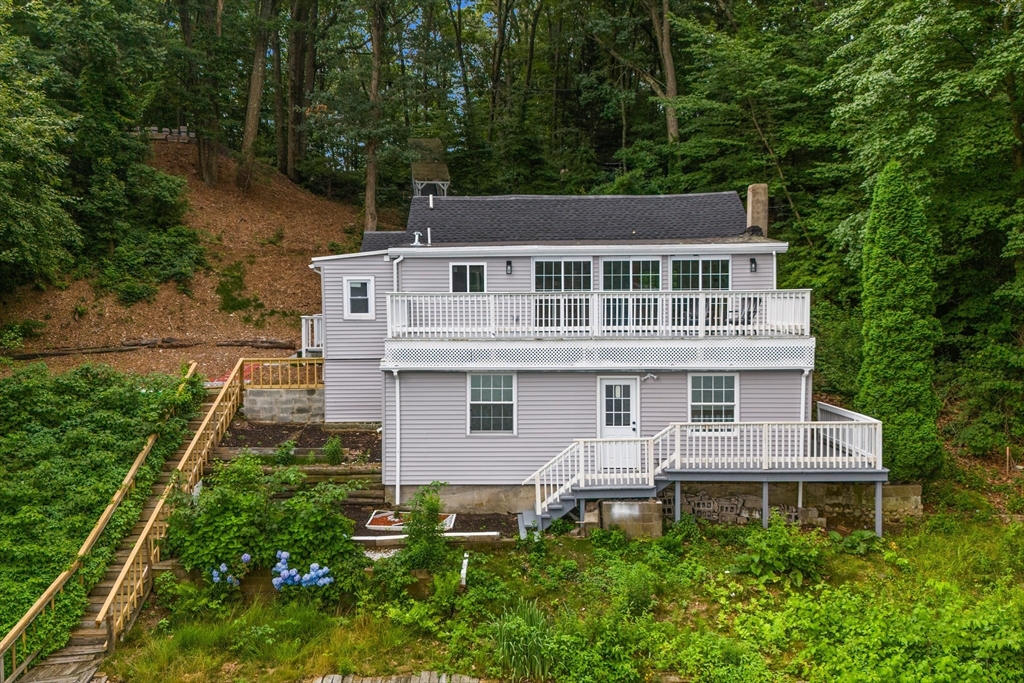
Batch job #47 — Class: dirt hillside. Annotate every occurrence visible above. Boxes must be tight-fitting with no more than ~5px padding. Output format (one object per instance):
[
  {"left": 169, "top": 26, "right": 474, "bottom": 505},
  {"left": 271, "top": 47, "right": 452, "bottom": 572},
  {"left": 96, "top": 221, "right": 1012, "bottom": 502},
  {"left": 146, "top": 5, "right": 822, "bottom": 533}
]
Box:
[{"left": 0, "top": 143, "right": 395, "bottom": 379}]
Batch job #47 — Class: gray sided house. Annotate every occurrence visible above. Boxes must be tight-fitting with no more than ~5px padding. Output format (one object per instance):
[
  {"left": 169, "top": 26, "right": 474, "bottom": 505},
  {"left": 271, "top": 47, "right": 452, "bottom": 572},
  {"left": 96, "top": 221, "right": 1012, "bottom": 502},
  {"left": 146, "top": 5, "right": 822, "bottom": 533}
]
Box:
[{"left": 311, "top": 188, "right": 888, "bottom": 535}]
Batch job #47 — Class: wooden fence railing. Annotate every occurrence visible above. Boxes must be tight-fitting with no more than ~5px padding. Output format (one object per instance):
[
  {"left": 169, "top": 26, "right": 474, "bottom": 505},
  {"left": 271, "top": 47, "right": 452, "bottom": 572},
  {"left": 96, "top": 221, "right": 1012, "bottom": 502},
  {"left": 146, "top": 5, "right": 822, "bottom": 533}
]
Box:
[
  {"left": 243, "top": 357, "right": 323, "bottom": 389},
  {"left": 0, "top": 363, "right": 198, "bottom": 683},
  {"left": 94, "top": 358, "right": 247, "bottom": 650}
]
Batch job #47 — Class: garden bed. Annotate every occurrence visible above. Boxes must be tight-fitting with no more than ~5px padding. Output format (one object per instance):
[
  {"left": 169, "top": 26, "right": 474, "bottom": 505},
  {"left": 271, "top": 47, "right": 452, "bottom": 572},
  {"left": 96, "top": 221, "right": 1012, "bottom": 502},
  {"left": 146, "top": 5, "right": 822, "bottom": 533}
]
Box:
[
  {"left": 220, "top": 417, "right": 381, "bottom": 461},
  {"left": 342, "top": 506, "right": 518, "bottom": 538}
]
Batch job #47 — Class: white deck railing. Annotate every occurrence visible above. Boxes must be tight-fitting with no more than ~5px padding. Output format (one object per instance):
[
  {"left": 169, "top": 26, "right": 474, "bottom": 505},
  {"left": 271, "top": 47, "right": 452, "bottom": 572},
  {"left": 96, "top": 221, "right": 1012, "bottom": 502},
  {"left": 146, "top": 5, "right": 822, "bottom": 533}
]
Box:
[
  {"left": 387, "top": 290, "right": 810, "bottom": 339},
  {"left": 524, "top": 403, "right": 881, "bottom": 516},
  {"left": 301, "top": 314, "right": 323, "bottom": 355}
]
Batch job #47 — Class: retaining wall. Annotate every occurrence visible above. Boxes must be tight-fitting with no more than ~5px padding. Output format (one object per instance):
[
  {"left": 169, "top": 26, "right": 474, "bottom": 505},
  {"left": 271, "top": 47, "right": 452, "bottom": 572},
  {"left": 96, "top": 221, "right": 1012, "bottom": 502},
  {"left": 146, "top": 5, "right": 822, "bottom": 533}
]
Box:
[{"left": 241, "top": 388, "right": 325, "bottom": 423}]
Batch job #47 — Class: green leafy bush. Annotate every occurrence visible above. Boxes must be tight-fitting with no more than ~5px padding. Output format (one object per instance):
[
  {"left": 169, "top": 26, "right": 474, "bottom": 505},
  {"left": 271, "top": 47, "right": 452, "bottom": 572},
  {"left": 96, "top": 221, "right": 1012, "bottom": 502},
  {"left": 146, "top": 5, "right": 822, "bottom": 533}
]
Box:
[
  {"left": 608, "top": 562, "right": 658, "bottom": 617},
  {"left": 731, "top": 513, "right": 826, "bottom": 586},
  {"left": 274, "top": 439, "right": 297, "bottom": 466},
  {"left": 828, "top": 529, "right": 879, "bottom": 555},
  {"left": 323, "top": 435, "right": 344, "bottom": 465},
  {"left": 97, "top": 225, "right": 206, "bottom": 305},
  {"left": 546, "top": 517, "right": 575, "bottom": 535},
  {"left": 400, "top": 482, "right": 451, "bottom": 572},
  {"left": 165, "top": 453, "right": 366, "bottom": 591}
]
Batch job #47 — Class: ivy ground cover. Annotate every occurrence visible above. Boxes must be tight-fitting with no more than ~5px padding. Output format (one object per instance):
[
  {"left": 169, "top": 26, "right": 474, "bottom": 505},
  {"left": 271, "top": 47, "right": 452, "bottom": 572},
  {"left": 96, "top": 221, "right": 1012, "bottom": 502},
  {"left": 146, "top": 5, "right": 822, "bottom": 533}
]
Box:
[{"left": 0, "top": 363, "right": 205, "bottom": 657}]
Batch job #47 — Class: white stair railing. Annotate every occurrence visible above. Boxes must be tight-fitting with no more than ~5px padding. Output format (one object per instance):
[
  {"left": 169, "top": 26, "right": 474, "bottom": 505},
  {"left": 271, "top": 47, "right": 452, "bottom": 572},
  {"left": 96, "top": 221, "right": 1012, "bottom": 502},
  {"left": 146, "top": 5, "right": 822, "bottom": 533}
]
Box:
[{"left": 525, "top": 408, "right": 882, "bottom": 517}]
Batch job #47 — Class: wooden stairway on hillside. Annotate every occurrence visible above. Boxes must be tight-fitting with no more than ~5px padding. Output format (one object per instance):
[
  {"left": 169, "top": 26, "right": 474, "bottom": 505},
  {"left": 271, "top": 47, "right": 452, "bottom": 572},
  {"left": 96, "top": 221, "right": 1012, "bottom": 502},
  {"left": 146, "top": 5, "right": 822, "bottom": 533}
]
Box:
[{"left": 20, "top": 394, "right": 217, "bottom": 683}]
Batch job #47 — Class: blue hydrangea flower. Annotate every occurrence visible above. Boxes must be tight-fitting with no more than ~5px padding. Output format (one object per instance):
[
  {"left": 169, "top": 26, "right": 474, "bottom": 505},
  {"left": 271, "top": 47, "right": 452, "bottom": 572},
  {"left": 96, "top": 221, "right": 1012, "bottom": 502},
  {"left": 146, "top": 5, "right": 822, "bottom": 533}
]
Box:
[
  {"left": 241, "top": 553, "right": 251, "bottom": 564},
  {"left": 219, "top": 563, "right": 229, "bottom": 573}
]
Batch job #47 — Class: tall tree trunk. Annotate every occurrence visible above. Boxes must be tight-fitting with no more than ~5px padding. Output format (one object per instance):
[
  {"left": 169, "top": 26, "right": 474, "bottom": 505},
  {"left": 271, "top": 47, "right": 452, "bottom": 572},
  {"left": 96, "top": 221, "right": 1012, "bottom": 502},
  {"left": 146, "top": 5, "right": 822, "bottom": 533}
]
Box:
[
  {"left": 365, "top": 0, "right": 384, "bottom": 233},
  {"left": 488, "top": 0, "right": 514, "bottom": 141},
  {"left": 446, "top": 0, "right": 472, "bottom": 128},
  {"left": 519, "top": 0, "right": 543, "bottom": 124},
  {"left": 646, "top": 0, "right": 678, "bottom": 142},
  {"left": 299, "top": 0, "right": 317, "bottom": 153},
  {"left": 238, "top": 0, "right": 277, "bottom": 189},
  {"left": 287, "top": 0, "right": 308, "bottom": 182},
  {"left": 177, "top": 0, "right": 220, "bottom": 185},
  {"left": 273, "top": 28, "right": 287, "bottom": 173}
]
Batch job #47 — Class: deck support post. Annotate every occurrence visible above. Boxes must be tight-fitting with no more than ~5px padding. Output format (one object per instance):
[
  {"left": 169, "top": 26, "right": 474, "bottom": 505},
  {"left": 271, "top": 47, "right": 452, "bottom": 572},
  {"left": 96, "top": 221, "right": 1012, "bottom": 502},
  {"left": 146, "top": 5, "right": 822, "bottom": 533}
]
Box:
[
  {"left": 674, "top": 481, "right": 681, "bottom": 523},
  {"left": 797, "top": 481, "right": 804, "bottom": 509},
  {"left": 875, "top": 481, "right": 883, "bottom": 537},
  {"left": 762, "top": 481, "right": 769, "bottom": 529}
]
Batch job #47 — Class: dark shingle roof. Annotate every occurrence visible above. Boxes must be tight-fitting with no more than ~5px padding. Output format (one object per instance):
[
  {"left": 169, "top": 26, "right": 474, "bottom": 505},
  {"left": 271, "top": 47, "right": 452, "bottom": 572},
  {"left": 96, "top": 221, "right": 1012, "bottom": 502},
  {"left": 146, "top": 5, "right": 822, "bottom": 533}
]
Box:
[
  {"left": 361, "top": 231, "right": 417, "bottom": 251},
  {"left": 414, "top": 192, "right": 745, "bottom": 240},
  {"left": 361, "top": 192, "right": 755, "bottom": 251}
]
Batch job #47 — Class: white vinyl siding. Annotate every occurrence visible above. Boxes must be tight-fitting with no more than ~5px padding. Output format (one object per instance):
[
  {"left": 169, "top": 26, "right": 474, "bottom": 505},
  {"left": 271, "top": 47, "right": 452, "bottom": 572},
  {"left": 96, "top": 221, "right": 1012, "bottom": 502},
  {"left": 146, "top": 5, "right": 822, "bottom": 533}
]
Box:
[
  {"left": 383, "top": 370, "right": 808, "bottom": 486},
  {"left": 731, "top": 253, "right": 775, "bottom": 290}
]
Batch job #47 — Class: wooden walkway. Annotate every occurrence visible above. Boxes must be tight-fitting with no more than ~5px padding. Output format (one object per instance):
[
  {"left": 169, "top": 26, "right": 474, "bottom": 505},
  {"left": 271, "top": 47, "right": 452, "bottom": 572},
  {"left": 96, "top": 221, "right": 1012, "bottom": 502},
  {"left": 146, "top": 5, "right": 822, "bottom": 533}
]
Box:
[
  {"left": 313, "top": 674, "right": 485, "bottom": 683},
  {"left": 20, "top": 396, "right": 216, "bottom": 683}
]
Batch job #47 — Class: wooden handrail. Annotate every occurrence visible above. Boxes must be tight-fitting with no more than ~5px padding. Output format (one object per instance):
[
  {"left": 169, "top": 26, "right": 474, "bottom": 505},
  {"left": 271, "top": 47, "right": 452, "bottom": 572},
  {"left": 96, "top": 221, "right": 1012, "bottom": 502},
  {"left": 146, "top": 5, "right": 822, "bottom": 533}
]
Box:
[
  {"left": 94, "top": 357, "right": 247, "bottom": 645},
  {"left": 0, "top": 362, "right": 198, "bottom": 683}
]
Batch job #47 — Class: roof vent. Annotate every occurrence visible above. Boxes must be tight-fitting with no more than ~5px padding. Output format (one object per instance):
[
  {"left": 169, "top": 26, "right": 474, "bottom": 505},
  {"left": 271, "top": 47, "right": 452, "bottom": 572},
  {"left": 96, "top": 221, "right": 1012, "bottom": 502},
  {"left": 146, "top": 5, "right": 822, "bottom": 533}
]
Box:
[{"left": 412, "top": 231, "right": 423, "bottom": 246}]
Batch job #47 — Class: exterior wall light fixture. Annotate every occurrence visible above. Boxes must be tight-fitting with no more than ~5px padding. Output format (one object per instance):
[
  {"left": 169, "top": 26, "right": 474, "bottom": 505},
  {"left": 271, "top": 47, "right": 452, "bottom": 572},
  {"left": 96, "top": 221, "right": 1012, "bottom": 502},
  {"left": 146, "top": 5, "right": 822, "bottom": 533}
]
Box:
[
  {"left": 750, "top": 258, "right": 757, "bottom": 273},
  {"left": 506, "top": 260, "right": 513, "bottom": 275}
]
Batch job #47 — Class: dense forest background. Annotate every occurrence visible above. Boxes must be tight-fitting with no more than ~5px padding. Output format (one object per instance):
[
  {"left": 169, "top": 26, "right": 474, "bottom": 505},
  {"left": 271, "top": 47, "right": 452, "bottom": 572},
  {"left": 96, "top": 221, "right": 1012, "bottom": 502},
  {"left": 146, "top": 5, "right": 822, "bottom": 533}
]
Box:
[{"left": 1, "top": 0, "right": 1024, "bottom": 467}]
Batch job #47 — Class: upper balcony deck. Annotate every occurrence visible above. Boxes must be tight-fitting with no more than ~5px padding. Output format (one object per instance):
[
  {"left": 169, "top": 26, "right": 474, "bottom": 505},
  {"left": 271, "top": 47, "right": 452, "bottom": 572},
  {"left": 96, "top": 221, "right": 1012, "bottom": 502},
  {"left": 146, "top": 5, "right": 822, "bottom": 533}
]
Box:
[{"left": 386, "top": 289, "right": 811, "bottom": 340}]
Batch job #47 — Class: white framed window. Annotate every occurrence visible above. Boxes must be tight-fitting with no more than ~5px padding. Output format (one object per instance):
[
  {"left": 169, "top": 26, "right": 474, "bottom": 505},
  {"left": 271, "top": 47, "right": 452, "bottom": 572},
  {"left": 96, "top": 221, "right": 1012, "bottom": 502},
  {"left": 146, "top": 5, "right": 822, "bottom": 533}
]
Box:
[
  {"left": 672, "top": 258, "right": 731, "bottom": 290},
  {"left": 451, "top": 263, "right": 486, "bottom": 292},
  {"left": 688, "top": 374, "right": 738, "bottom": 423},
  {"left": 602, "top": 259, "right": 661, "bottom": 291},
  {"left": 343, "top": 276, "right": 375, "bottom": 320},
  {"left": 467, "top": 373, "right": 516, "bottom": 434},
  {"left": 533, "top": 259, "right": 592, "bottom": 292}
]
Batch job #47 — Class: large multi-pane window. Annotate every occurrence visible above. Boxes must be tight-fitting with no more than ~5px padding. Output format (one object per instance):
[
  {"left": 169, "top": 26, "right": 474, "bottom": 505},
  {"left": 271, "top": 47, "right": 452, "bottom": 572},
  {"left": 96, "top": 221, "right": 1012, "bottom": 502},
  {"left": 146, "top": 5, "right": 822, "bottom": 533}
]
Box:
[
  {"left": 671, "top": 259, "right": 730, "bottom": 290},
  {"left": 534, "top": 260, "right": 592, "bottom": 291},
  {"left": 535, "top": 261, "right": 592, "bottom": 330},
  {"left": 603, "top": 260, "right": 660, "bottom": 291},
  {"left": 469, "top": 374, "right": 515, "bottom": 433},
  {"left": 451, "top": 264, "right": 486, "bottom": 292},
  {"left": 689, "top": 374, "right": 737, "bottom": 423},
  {"left": 602, "top": 260, "right": 660, "bottom": 331}
]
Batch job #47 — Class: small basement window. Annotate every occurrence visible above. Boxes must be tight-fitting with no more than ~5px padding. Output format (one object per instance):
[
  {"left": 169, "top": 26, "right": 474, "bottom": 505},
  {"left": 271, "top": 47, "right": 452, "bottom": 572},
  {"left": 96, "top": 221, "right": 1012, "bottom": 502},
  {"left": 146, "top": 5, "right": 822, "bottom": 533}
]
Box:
[
  {"left": 468, "top": 374, "right": 516, "bottom": 434},
  {"left": 344, "top": 277, "right": 375, "bottom": 320}
]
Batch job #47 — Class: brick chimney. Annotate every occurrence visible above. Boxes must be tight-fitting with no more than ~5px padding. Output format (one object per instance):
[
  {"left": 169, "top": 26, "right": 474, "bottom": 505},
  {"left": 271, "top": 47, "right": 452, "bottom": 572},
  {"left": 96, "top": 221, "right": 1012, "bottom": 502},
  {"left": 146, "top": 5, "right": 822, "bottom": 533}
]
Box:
[{"left": 746, "top": 183, "right": 769, "bottom": 237}]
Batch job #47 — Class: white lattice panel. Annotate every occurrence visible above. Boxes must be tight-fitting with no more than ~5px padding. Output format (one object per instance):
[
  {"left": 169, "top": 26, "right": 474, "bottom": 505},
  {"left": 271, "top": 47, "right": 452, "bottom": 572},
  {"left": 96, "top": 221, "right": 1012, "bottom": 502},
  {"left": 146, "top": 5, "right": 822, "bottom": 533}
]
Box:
[{"left": 383, "top": 338, "right": 815, "bottom": 370}]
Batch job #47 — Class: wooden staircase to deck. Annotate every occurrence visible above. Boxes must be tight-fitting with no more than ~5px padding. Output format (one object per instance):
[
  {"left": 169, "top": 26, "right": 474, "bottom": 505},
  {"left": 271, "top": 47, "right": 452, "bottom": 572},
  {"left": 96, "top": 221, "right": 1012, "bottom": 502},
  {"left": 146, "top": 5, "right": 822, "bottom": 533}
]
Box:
[{"left": 19, "top": 395, "right": 217, "bottom": 683}]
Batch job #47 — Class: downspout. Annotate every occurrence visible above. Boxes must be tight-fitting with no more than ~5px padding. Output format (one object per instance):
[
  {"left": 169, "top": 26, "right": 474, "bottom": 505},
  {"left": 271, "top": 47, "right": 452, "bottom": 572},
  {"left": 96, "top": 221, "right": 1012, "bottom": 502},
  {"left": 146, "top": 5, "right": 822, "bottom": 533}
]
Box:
[
  {"left": 392, "top": 255, "right": 404, "bottom": 290},
  {"left": 772, "top": 250, "right": 777, "bottom": 289},
  {"left": 390, "top": 255, "right": 403, "bottom": 506},
  {"left": 392, "top": 369, "right": 401, "bottom": 505},
  {"left": 798, "top": 367, "right": 810, "bottom": 509}
]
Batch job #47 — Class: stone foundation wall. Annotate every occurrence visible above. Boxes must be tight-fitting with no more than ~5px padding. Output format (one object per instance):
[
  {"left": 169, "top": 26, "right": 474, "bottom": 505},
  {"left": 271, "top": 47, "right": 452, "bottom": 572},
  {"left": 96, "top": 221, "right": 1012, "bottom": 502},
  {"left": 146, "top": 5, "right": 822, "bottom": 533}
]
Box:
[
  {"left": 387, "top": 484, "right": 536, "bottom": 514},
  {"left": 659, "top": 482, "right": 922, "bottom": 528},
  {"left": 241, "top": 388, "right": 325, "bottom": 423}
]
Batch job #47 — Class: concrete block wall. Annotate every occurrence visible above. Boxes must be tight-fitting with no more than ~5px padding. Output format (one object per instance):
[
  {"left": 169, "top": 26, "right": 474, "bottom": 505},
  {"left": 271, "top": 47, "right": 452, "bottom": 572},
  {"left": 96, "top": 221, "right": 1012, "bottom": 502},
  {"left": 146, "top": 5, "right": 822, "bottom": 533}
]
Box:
[
  {"left": 241, "top": 388, "right": 325, "bottom": 423},
  {"left": 659, "top": 482, "right": 922, "bottom": 527}
]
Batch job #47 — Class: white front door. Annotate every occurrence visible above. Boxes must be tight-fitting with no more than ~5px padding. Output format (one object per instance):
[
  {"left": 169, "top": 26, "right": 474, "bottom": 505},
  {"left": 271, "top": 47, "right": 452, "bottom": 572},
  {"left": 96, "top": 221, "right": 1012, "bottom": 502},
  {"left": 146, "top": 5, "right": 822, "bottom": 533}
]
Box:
[{"left": 599, "top": 378, "right": 640, "bottom": 470}]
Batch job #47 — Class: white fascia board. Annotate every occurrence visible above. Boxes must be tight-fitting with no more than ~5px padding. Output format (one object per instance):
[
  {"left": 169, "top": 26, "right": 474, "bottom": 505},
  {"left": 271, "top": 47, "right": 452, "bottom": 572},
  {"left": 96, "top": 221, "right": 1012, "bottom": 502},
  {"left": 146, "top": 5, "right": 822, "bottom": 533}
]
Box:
[
  {"left": 387, "top": 242, "right": 788, "bottom": 258},
  {"left": 310, "top": 249, "right": 391, "bottom": 268}
]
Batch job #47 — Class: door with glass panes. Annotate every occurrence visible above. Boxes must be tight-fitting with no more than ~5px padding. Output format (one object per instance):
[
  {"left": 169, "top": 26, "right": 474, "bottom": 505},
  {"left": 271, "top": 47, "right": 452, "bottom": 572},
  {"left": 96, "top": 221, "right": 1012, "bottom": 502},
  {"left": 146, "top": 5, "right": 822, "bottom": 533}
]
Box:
[{"left": 598, "top": 378, "right": 640, "bottom": 471}]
